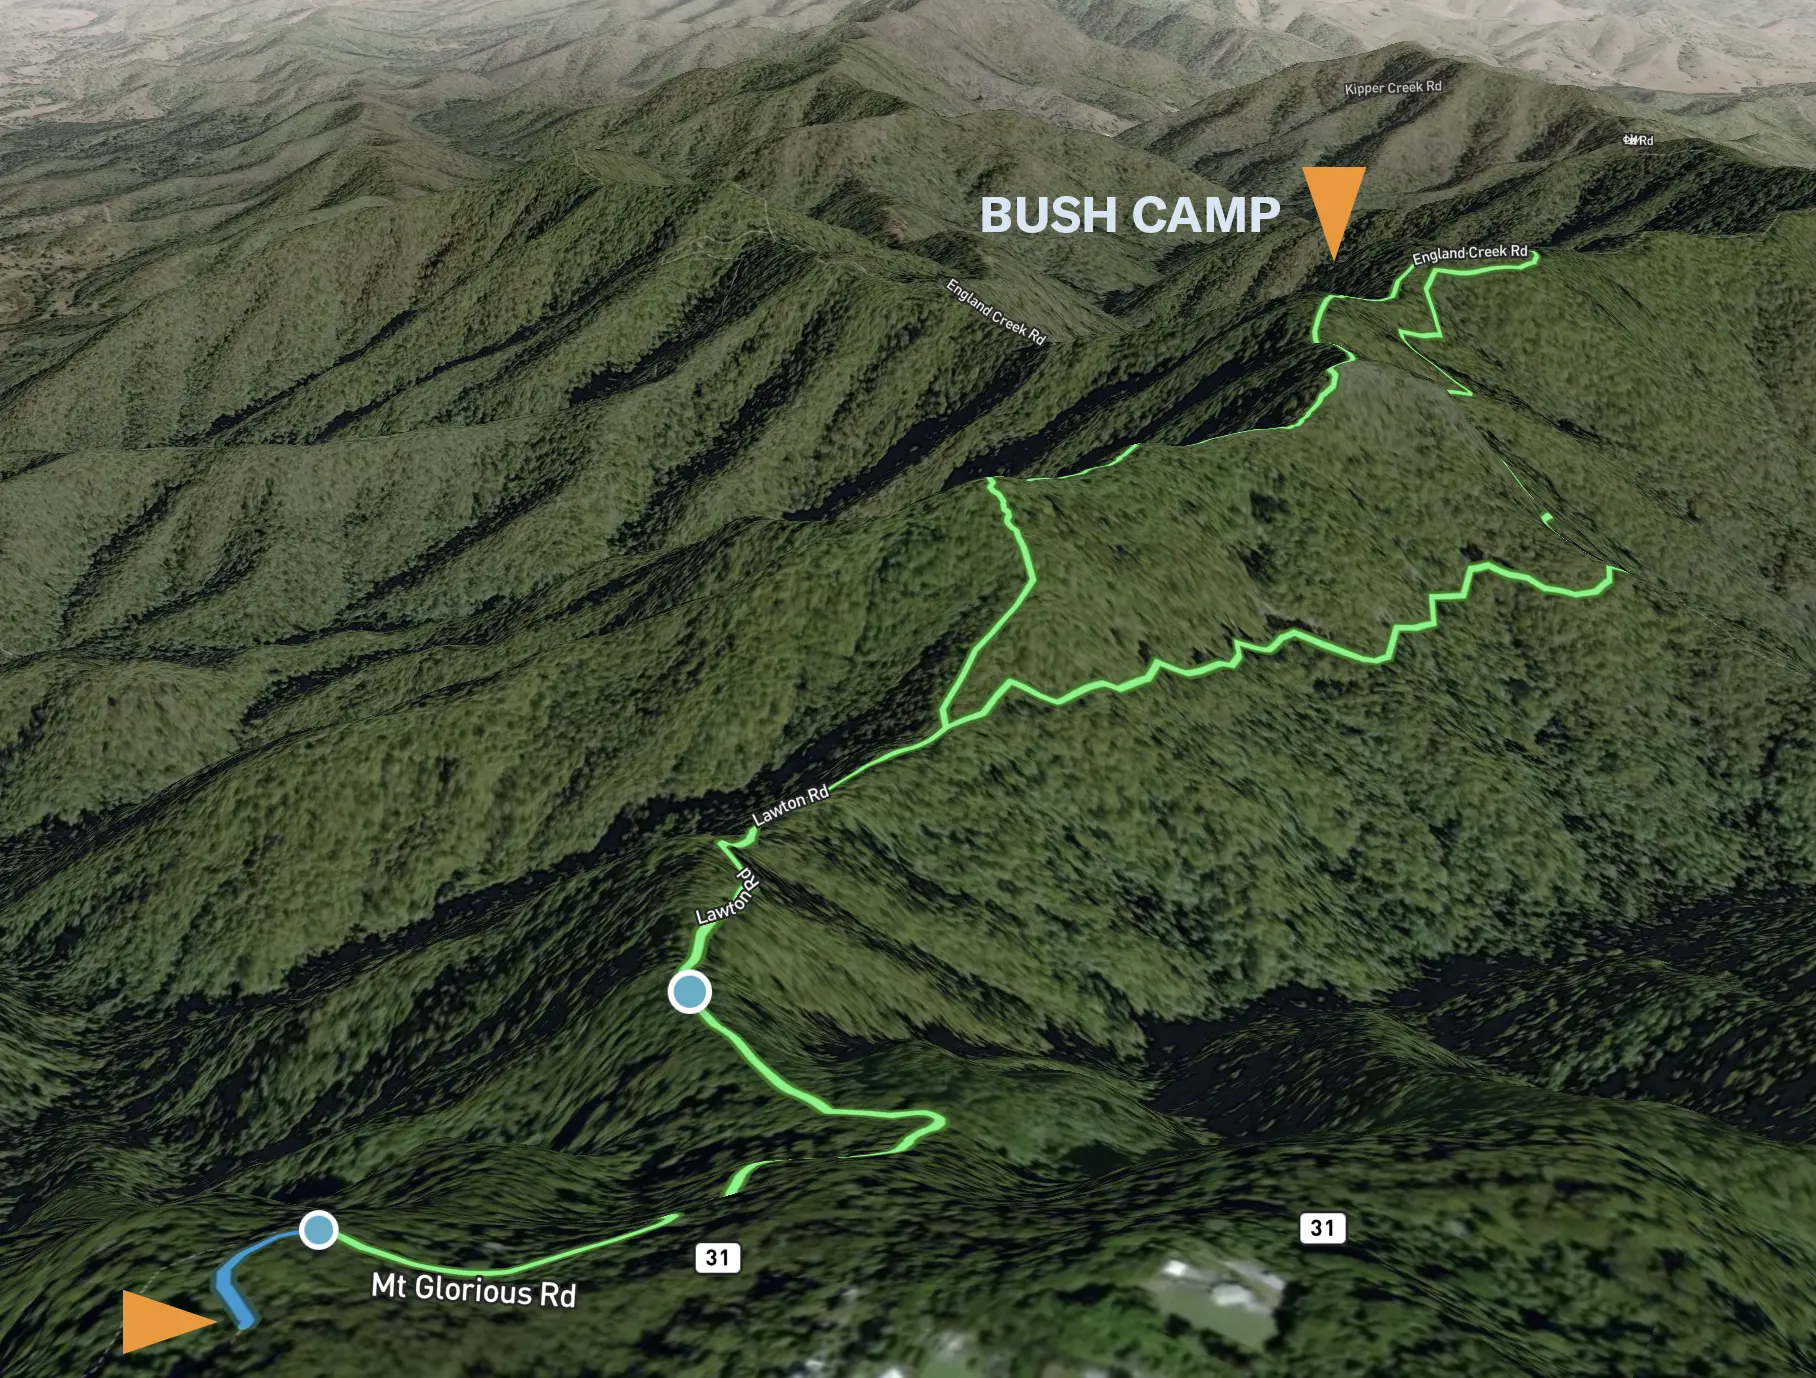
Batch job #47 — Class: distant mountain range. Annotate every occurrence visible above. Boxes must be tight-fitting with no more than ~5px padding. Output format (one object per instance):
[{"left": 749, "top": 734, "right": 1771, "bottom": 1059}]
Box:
[
  {"left": 5, "top": 0, "right": 1816, "bottom": 129},
  {"left": 5, "top": 0, "right": 1813, "bottom": 368}
]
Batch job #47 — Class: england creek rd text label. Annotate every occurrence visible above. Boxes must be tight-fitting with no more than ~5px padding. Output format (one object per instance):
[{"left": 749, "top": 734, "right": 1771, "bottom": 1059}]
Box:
[{"left": 945, "top": 279, "right": 1046, "bottom": 345}]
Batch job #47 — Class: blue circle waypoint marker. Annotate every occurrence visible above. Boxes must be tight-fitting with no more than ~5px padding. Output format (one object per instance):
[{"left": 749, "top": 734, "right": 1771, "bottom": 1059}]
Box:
[
  {"left": 668, "top": 969, "right": 712, "bottom": 1014},
  {"left": 299, "top": 1210, "right": 339, "bottom": 1251}
]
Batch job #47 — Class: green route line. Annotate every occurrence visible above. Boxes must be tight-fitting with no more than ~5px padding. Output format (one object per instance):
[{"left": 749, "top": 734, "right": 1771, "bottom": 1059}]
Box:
[
  {"left": 675, "top": 913, "right": 948, "bottom": 1197},
  {"left": 831, "top": 537, "right": 1612, "bottom": 769},
  {"left": 715, "top": 831, "right": 755, "bottom": 869},
  {"left": 687, "top": 543, "right": 1618, "bottom": 1197},
  {"left": 336, "top": 1214, "right": 681, "bottom": 1279},
  {"left": 701, "top": 1009, "right": 948, "bottom": 1154},
  {"left": 1027, "top": 252, "right": 1542, "bottom": 483},
  {"left": 722, "top": 1160, "right": 777, "bottom": 1196},
  {"left": 309, "top": 249, "right": 1612, "bottom": 1288},
  {"left": 826, "top": 476, "right": 1036, "bottom": 793},
  {"left": 679, "top": 247, "right": 1614, "bottom": 1197}
]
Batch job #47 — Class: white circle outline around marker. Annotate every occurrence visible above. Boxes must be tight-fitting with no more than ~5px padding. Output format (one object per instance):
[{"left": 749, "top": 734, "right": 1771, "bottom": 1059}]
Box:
[
  {"left": 299, "top": 1209, "right": 340, "bottom": 1250},
  {"left": 667, "top": 968, "right": 713, "bottom": 1014}
]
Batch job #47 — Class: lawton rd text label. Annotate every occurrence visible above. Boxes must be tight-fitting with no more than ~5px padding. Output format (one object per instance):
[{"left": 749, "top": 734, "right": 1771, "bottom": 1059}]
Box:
[
  {"left": 371, "top": 1273, "right": 579, "bottom": 1309},
  {"left": 751, "top": 784, "right": 830, "bottom": 828},
  {"left": 981, "top": 195, "right": 1280, "bottom": 235},
  {"left": 697, "top": 865, "right": 760, "bottom": 925}
]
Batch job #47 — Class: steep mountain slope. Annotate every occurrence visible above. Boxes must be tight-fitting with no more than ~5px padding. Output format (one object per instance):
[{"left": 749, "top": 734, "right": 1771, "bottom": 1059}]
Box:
[
  {"left": 7, "top": 207, "right": 1816, "bottom": 1375},
  {"left": 1615, "top": 79, "right": 1816, "bottom": 168},
  {"left": 8, "top": 0, "right": 1816, "bottom": 128},
  {"left": 8, "top": 38, "right": 1812, "bottom": 514},
  {"left": 5, "top": 21, "right": 1816, "bottom": 1378},
  {"left": 1055, "top": 0, "right": 1816, "bottom": 93},
  {"left": 429, "top": 37, "right": 1816, "bottom": 331},
  {"left": 8, "top": 0, "right": 1815, "bottom": 392},
  {"left": 0, "top": 97, "right": 502, "bottom": 378},
  {"left": 0, "top": 0, "right": 850, "bottom": 122}
]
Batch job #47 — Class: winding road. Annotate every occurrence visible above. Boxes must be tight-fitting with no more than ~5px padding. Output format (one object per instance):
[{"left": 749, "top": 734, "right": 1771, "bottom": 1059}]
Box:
[{"left": 210, "top": 251, "right": 1623, "bottom": 1331}]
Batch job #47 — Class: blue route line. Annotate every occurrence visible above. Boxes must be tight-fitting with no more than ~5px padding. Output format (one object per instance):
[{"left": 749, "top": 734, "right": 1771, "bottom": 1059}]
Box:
[{"left": 212, "top": 1230, "right": 296, "bottom": 1330}]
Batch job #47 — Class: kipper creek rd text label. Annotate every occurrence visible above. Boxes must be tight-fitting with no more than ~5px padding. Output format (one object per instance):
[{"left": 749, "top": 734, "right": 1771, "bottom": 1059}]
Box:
[{"left": 981, "top": 195, "right": 1281, "bottom": 234}]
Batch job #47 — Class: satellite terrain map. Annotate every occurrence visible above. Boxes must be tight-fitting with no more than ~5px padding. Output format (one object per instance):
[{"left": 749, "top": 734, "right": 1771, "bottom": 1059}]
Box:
[{"left": 6, "top": 0, "right": 1816, "bottom": 1373}]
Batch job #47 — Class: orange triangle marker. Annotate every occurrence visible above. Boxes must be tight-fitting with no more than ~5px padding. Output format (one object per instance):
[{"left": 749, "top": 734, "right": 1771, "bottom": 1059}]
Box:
[
  {"left": 123, "top": 1291, "right": 216, "bottom": 1353},
  {"left": 1302, "top": 166, "right": 1367, "bottom": 259}
]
